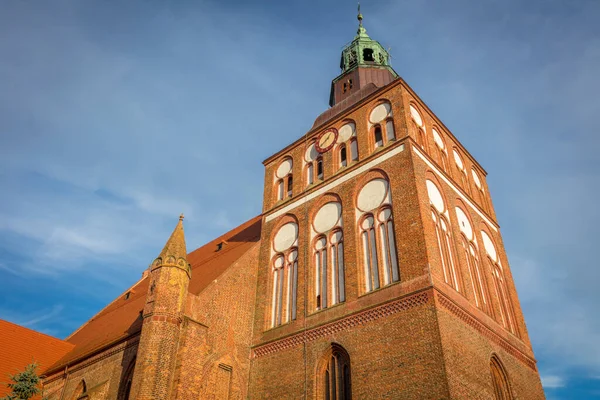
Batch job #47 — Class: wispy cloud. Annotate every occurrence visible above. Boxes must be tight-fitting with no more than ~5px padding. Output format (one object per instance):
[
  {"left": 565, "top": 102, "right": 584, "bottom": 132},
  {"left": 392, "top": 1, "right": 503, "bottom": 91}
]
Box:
[
  {"left": 0, "top": 0, "right": 599, "bottom": 396},
  {"left": 541, "top": 375, "right": 566, "bottom": 389}
]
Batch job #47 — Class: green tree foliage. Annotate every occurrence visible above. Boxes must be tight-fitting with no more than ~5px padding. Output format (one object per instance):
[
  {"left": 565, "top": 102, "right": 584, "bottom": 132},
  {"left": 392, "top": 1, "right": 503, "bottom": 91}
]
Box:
[{"left": 0, "top": 363, "right": 47, "bottom": 400}]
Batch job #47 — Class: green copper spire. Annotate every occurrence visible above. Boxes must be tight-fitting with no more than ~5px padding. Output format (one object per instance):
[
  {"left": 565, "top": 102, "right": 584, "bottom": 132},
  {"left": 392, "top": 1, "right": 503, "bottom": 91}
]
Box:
[
  {"left": 356, "top": 2, "right": 368, "bottom": 38},
  {"left": 338, "top": 4, "right": 395, "bottom": 74}
]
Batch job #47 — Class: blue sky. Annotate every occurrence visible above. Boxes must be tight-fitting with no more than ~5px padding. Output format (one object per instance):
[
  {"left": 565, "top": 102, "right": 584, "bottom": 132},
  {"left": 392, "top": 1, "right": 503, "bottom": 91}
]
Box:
[{"left": 0, "top": 0, "right": 598, "bottom": 398}]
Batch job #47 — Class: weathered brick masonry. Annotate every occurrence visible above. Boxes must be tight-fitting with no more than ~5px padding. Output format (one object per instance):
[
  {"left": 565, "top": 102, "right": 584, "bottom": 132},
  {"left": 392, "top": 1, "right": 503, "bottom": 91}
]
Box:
[{"left": 27, "top": 11, "right": 545, "bottom": 400}]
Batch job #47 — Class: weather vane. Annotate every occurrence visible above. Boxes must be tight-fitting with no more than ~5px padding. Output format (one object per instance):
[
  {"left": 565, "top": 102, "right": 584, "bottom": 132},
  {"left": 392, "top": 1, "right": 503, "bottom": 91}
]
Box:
[{"left": 358, "top": 2, "right": 363, "bottom": 25}]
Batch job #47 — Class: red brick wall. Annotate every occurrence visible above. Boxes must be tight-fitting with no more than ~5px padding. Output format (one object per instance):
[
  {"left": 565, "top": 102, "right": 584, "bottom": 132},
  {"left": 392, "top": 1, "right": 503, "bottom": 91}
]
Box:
[
  {"left": 172, "top": 242, "right": 260, "bottom": 400},
  {"left": 43, "top": 337, "right": 138, "bottom": 400}
]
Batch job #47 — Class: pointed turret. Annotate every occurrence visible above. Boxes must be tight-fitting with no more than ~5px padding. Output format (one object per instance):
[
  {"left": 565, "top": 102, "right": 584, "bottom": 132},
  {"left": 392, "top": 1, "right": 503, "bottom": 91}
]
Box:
[
  {"left": 152, "top": 214, "right": 191, "bottom": 277},
  {"left": 130, "top": 215, "right": 192, "bottom": 400}
]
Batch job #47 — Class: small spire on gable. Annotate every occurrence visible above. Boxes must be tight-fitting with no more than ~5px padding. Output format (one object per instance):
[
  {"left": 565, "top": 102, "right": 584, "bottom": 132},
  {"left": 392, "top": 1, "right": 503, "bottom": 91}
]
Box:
[{"left": 152, "top": 214, "right": 190, "bottom": 275}]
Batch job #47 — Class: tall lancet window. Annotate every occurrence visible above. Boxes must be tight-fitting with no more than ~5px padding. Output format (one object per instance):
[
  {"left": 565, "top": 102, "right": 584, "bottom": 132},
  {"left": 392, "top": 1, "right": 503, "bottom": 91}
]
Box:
[
  {"left": 471, "top": 168, "right": 489, "bottom": 213},
  {"left": 312, "top": 200, "right": 345, "bottom": 311},
  {"left": 275, "top": 157, "right": 293, "bottom": 200},
  {"left": 490, "top": 355, "right": 513, "bottom": 400},
  {"left": 368, "top": 102, "right": 394, "bottom": 152},
  {"left": 426, "top": 179, "right": 461, "bottom": 292},
  {"left": 452, "top": 149, "right": 470, "bottom": 194},
  {"left": 305, "top": 143, "right": 318, "bottom": 187},
  {"left": 410, "top": 104, "right": 427, "bottom": 150},
  {"left": 356, "top": 176, "right": 400, "bottom": 293},
  {"left": 271, "top": 220, "right": 299, "bottom": 327},
  {"left": 481, "top": 229, "right": 517, "bottom": 335},
  {"left": 319, "top": 344, "right": 351, "bottom": 400},
  {"left": 432, "top": 128, "right": 449, "bottom": 172},
  {"left": 337, "top": 121, "right": 358, "bottom": 169},
  {"left": 455, "top": 206, "right": 489, "bottom": 312}
]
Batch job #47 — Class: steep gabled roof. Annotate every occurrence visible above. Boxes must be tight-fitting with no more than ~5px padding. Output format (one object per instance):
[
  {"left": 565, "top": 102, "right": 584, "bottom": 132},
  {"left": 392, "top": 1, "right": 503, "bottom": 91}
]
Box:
[
  {"left": 0, "top": 320, "right": 73, "bottom": 397},
  {"left": 45, "top": 215, "right": 262, "bottom": 374}
]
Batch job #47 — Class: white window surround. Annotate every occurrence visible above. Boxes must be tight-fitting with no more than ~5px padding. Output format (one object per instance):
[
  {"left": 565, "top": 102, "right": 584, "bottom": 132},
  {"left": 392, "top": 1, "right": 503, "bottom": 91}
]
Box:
[
  {"left": 413, "top": 145, "right": 498, "bottom": 232},
  {"left": 265, "top": 144, "right": 405, "bottom": 222}
]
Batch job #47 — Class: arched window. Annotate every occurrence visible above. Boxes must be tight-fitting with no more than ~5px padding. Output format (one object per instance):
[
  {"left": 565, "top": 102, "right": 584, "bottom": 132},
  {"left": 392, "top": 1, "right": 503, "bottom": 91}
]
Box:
[
  {"left": 312, "top": 201, "right": 345, "bottom": 310},
  {"left": 432, "top": 128, "right": 448, "bottom": 172},
  {"left": 350, "top": 139, "right": 358, "bottom": 161},
  {"left": 337, "top": 122, "right": 358, "bottom": 166},
  {"left": 287, "top": 175, "right": 293, "bottom": 197},
  {"left": 481, "top": 229, "right": 517, "bottom": 335},
  {"left": 426, "top": 179, "right": 461, "bottom": 292},
  {"left": 275, "top": 157, "right": 293, "bottom": 201},
  {"left": 385, "top": 119, "right": 395, "bottom": 141},
  {"left": 356, "top": 176, "right": 400, "bottom": 293},
  {"left": 452, "top": 149, "right": 469, "bottom": 193},
  {"left": 339, "top": 144, "right": 347, "bottom": 167},
  {"left": 271, "top": 221, "right": 299, "bottom": 327},
  {"left": 490, "top": 356, "right": 513, "bottom": 400},
  {"left": 360, "top": 215, "right": 379, "bottom": 292},
  {"left": 373, "top": 125, "right": 383, "bottom": 147},
  {"left": 317, "top": 157, "right": 324, "bottom": 180},
  {"left": 472, "top": 169, "right": 489, "bottom": 212},
  {"left": 305, "top": 143, "right": 318, "bottom": 186},
  {"left": 71, "top": 380, "right": 87, "bottom": 400},
  {"left": 410, "top": 104, "right": 427, "bottom": 150},
  {"left": 369, "top": 102, "right": 394, "bottom": 151},
  {"left": 455, "top": 206, "right": 489, "bottom": 312},
  {"left": 118, "top": 358, "right": 136, "bottom": 400},
  {"left": 319, "top": 344, "right": 351, "bottom": 400},
  {"left": 307, "top": 163, "right": 314, "bottom": 185}
]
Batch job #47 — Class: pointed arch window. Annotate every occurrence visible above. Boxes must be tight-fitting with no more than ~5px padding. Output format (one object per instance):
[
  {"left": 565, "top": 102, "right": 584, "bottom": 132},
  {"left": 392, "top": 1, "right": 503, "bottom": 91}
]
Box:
[
  {"left": 319, "top": 344, "right": 351, "bottom": 400},
  {"left": 339, "top": 144, "right": 347, "bottom": 167},
  {"left": 275, "top": 158, "right": 293, "bottom": 201},
  {"left": 312, "top": 202, "right": 345, "bottom": 311},
  {"left": 356, "top": 177, "right": 400, "bottom": 293},
  {"left": 271, "top": 221, "right": 299, "bottom": 327},
  {"left": 336, "top": 122, "right": 358, "bottom": 169},
  {"left": 426, "top": 179, "right": 461, "bottom": 292},
  {"left": 307, "top": 163, "right": 314, "bottom": 185},
  {"left": 452, "top": 149, "right": 469, "bottom": 193},
  {"left": 432, "top": 128, "right": 448, "bottom": 172},
  {"left": 490, "top": 356, "right": 513, "bottom": 400},
  {"left": 71, "top": 380, "right": 87, "bottom": 400},
  {"left": 350, "top": 139, "right": 358, "bottom": 161},
  {"left": 456, "top": 206, "right": 489, "bottom": 312},
  {"left": 385, "top": 119, "right": 395, "bottom": 141},
  {"left": 373, "top": 125, "right": 383, "bottom": 147},
  {"left": 481, "top": 229, "right": 517, "bottom": 335},
  {"left": 119, "top": 358, "right": 136, "bottom": 400},
  {"left": 317, "top": 157, "right": 324, "bottom": 180},
  {"left": 410, "top": 104, "right": 427, "bottom": 150},
  {"left": 369, "top": 102, "right": 394, "bottom": 152},
  {"left": 472, "top": 168, "right": 489, "bottom": 212}
]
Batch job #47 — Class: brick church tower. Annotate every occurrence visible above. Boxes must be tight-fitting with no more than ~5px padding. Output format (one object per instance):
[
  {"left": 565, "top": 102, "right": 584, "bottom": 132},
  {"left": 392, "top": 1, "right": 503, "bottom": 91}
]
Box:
[{"left": 248, "top": 9, "right": 545, "bottom": 399}]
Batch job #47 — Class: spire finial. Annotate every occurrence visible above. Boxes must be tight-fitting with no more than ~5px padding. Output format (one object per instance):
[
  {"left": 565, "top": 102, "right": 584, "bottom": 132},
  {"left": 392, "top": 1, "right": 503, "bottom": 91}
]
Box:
[
  {"left": 357, "top": 2, "right": 363, "bottom": 26},
  {"left": 179, "top": 213, "right": 184, "bottom": 221}
]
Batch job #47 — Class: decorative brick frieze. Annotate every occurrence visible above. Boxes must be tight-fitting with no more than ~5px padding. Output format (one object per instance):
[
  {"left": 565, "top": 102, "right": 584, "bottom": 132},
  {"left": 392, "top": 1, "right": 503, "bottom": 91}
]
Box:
[
  {"left": 252, "top": 291, "right": 430, "bottom": 358},
  {"left": 436, "top": 291, "right": 537, "bottom": 371}
]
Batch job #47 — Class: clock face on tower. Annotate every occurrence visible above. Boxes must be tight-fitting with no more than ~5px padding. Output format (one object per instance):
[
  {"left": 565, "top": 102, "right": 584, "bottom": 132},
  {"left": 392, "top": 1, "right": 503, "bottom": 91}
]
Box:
[{"left": 315, "top": 129, "right": 338, "bottom": 153}]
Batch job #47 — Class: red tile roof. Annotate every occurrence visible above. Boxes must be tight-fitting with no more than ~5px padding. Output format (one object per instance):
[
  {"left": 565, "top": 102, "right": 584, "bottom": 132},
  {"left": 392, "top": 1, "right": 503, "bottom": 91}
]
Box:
[
  {"left": 0, "top": 319, "right": 73, "bottom": 397},
  {"left": 44, "top": 215, "right": 262, "bottom": 374}
]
